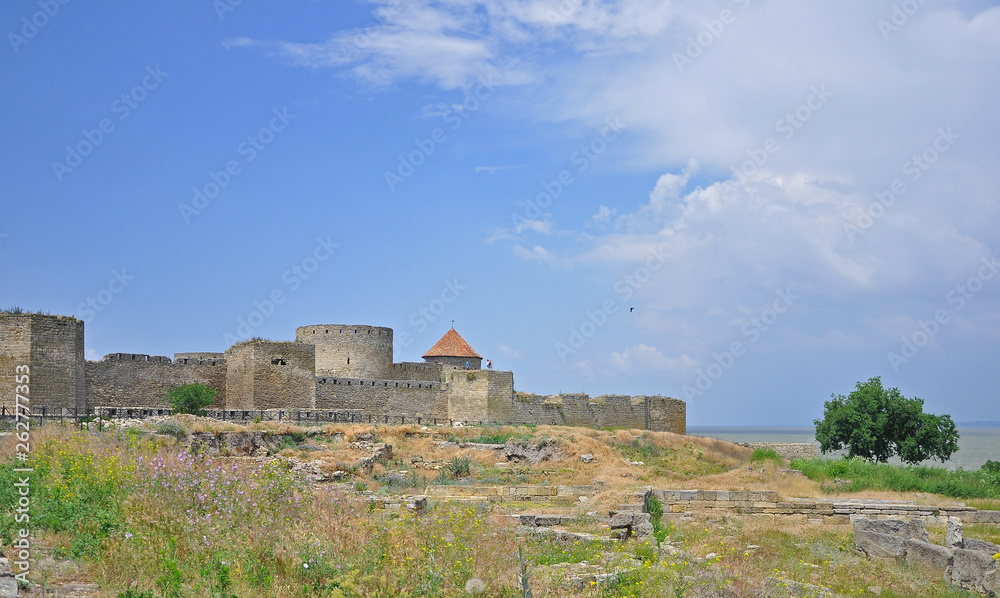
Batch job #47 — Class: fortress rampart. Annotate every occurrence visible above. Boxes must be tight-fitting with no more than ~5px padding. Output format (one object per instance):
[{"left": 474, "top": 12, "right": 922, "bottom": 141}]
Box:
[
  {"left": 392, "top": 361, "right": 444, "bottom": 382},
  {"left": 0, "top": 314, "right": 685, "bottom": 434},
  {"left": 86, "top": 353, "right": 227, "bottom": 409},
  {"left": 315, "top": 375, "right": 447, "bottom": 420}
]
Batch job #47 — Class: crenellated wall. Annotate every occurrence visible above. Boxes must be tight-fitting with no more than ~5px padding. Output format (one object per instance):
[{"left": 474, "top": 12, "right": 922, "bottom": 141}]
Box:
[
  {"left": 314, "top": 375, "right": 446, "bottom": 419},
  {"left": 86, "top": 353, "right": 227, "bottom": 409},
  {"left": 392, "top": 361, "right": 443, "bottom": 382}
]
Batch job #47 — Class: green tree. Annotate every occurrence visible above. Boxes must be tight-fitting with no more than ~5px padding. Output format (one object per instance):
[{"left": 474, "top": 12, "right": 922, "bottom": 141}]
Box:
[
  {"left": 166, "top": 383, "right": 218, "bottom": 416},
  {"left": 814, "top": 377, "right": 959, "bottom": 464}
]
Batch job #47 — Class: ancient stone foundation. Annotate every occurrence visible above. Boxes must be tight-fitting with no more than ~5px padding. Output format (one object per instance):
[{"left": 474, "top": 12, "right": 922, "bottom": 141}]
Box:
[
  {"left": 854, "top": 517, "right": 1000, "bottom": 595},
  {"left": 650, "top": 489, "right": 1000, "bottom": 526}
]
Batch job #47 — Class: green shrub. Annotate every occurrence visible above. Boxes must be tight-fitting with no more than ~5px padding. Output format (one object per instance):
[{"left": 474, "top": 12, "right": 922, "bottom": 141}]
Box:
[
  {"left": 750, "top": 447, "right": 782, "bottom": 464},
  {"left": 466, "top": 433, "right": 514, "bottom": 444},
  {"left": 647, "top": 494, "right": 663, "bottom": 524},
  {"left": 447, "top": 457, "right": 471, "bottom": 478},
  {"left": 153, "top": 421, "right": 187, "bottom": 440},
  {"left": 166, "top": 383, "right": 218, "bottom": 416},
  {"left": 789, "top": 457, "right": 1000, "bottom": 499}
]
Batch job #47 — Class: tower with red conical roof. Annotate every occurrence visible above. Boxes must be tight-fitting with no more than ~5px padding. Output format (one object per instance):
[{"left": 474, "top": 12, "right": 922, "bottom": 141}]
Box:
[{"left": 422, "top": 327, "right": 482, "bottom": 370}]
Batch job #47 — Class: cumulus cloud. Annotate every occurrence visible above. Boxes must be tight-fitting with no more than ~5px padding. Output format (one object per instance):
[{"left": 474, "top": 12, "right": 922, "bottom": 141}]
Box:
[
  {"left": 232, "top": 0, "right": 1000, "bottom": 418},
  {"left": 610, "top": 344, "right": 697, "bottom": 373},
  {"left": 511, "top": 244, "right": 560, "bottom": 266},
  {"left": 495, "top": 343, "right": 523, "bottom": 358}
]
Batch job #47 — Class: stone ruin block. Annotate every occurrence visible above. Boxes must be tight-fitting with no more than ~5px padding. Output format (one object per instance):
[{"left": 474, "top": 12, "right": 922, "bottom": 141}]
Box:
[
  {"left": 608, "top": 510, "right": 654, "bottom": 540},
  {"left": 853, "top": 518, "right": 928, "bottom": 563},
  {"left": 854, "top": 517, "right": 929, "bottom": 542},
  {"left": 903, "top": 538, "right": 953, "bottom": 579},
  {"left": 405, "top": 496, "right": 427, "bottom": 515},
  {"left": 949, "top": 549, "right": 999, "bottom": 596},
  {"left": 963, "top": 538, "right": 1000, "bottom": 554},
  {"left": 947, "top": 516, "right": 964, "bottom": 549}
]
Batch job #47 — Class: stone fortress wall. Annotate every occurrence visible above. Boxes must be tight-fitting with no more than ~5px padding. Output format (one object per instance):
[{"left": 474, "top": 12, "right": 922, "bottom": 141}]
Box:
[
  {"left": 0, "top": 314, "right": 85, "bottom": 412},
  {"left": 0, "top": 313, "right": 686, "bottom": 433},
  {"left": 85, "top": 353, "right": 228, "bottom": 409}
]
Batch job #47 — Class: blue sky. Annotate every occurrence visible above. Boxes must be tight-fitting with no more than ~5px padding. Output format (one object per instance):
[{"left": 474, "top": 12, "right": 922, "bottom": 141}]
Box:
[{"left": 2, "top": 0, "right": 999, "bottom": 426}]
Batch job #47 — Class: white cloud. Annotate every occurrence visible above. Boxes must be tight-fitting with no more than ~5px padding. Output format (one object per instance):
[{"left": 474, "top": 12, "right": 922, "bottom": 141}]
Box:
[
  {"left": 586, "top": 205, "right": 616, "bottom": 229},
  {"left": 610, "top": 344, "right": 697, "bottom": 373},
  {"left": 512, "top": 244, "right": 560, "bottom": 266},
  {"left": 495, "top": 343, "right": 523, "bottom": 358},
  {"left": 475, "top": 164, "right": 528, "bottom": 174}
]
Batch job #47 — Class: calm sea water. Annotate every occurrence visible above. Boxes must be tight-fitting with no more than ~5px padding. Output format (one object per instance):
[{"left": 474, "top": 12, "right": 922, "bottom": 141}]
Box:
[{"left": 687, "top": 426, "right": 1000, "bottom": 471}]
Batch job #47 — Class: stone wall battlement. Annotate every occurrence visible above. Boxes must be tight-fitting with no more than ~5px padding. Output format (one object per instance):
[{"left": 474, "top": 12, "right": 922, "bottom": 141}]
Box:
[
  {"left": 392, "top": 362, "right": 444, "bottom": 382},
  {"left": 317, "top": 376, "right": 439, "bottom": 391},
  {"left": 102, "top": 353, "right": 172, "bottom": 364}
]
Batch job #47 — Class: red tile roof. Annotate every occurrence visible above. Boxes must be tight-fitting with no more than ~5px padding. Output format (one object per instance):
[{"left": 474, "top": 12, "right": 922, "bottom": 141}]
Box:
[{"left": 423, "top": 328, "right": 482, "bottom": 359}]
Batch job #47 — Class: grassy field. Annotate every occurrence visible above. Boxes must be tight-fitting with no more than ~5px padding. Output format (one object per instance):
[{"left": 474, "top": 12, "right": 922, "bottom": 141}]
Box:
[
  {"left": 790, "top": 456, "right": 1000, "bottom": 498},
  {"left": 0, "top": 419, "right": 997, "bottom": 597}
]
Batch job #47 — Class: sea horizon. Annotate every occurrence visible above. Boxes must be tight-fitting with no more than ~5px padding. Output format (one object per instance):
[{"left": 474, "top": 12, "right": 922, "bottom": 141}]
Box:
[{"left": 687, "top": 425, "right": 999, "bottom": 471}]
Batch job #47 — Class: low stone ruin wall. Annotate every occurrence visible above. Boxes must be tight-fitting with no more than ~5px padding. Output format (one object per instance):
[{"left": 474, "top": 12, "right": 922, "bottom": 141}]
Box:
[
  {"left": 739, "top": 442, "right": 818, "bottom": 460},
  {"left": 653, "top": 489, "right": 1000, "bottom": 526},
  {"left": 425, "top": 484, "right": 597, "bottom": 503},
  {"left": 854, "top": 517, "right": 999, "bottom": 595}
]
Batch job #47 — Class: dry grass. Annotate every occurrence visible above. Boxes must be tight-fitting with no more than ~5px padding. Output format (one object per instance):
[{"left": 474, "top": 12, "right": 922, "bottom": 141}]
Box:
[{"left": 4, "top": 419, "right": 996, "bottom": 597}]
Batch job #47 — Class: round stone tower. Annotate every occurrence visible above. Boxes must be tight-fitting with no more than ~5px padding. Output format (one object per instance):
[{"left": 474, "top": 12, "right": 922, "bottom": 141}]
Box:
[{"left": 295, "top": 324, "right": 393, "bottom": 379}]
